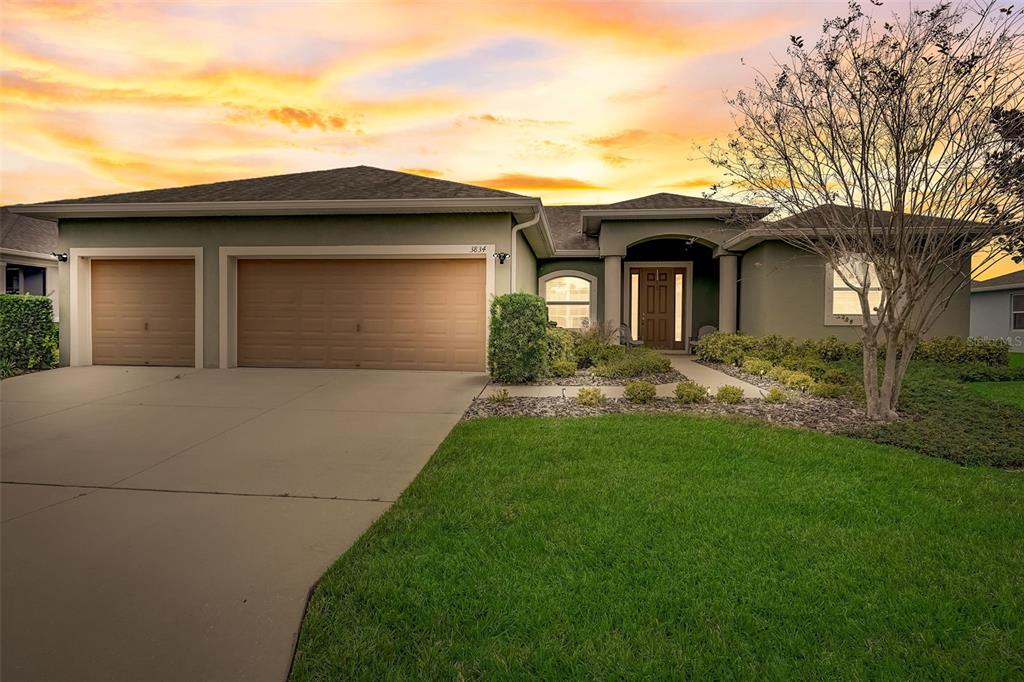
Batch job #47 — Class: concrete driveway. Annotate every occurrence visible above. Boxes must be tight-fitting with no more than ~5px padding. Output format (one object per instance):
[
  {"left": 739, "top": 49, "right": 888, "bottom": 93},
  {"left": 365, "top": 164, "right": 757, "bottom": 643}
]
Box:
[{"left": 1, "top": 366, "right": 487, "bottom": 681}]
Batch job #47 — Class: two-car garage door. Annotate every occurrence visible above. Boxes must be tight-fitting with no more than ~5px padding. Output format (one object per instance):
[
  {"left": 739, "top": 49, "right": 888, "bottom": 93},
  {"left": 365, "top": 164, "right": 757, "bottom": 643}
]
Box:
[
  {"left": 89, "top": 257, "right": 486, "bottom": 371},
  {"left": 237, "top": 258, "right": 485, "bottom": 371}
]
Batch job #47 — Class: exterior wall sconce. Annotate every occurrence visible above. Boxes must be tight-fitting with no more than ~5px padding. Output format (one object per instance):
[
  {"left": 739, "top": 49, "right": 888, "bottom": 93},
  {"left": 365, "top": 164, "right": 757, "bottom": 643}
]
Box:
[
  {"left": 493, "top": 252, "right": 510, "bottom": 265},
  {"left": 52, "top": 252, "right": 69, "bottom": 262}
]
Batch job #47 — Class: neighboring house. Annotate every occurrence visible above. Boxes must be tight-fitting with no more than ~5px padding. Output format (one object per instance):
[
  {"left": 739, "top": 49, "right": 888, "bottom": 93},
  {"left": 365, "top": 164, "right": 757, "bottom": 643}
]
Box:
[
  {"left": 971, "top": 270, "right": 1024, "bottom": 354},
  {"left": 8, "top": 165, "right": 971, "bottom": 371},
  {"left": 1, "top": 206, "right": 60, "bottom": 319}
]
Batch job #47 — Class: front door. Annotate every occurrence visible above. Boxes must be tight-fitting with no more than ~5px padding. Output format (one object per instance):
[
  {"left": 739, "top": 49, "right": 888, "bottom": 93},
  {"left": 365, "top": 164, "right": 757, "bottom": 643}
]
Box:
[{"left": 632, "top": 266, "right": 686, "bottom": 350}]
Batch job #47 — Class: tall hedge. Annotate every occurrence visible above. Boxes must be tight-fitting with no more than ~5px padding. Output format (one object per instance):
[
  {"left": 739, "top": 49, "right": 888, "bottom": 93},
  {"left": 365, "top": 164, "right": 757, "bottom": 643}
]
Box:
[
  {"left": 487, "top": 293, "right": 549, "bottom": 383},
  {"left": 0, "top": 294, "right": 59, "bottom": 373}
]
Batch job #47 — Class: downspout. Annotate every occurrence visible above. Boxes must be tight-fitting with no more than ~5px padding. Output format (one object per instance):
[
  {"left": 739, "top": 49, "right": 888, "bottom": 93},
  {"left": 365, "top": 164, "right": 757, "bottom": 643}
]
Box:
[{"left": 509, "top": 207, "right": 542, "bottom": 293}]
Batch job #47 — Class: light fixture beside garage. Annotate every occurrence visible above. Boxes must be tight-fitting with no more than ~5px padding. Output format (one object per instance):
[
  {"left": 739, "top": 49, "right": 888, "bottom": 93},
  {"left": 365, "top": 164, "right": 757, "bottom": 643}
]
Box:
[{"left": 493, "top": 252, "right": 510, "bottom": 265}]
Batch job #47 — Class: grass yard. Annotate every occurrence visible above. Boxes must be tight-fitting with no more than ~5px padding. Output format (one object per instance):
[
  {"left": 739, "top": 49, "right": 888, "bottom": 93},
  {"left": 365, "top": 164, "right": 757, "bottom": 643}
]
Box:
[
  {"left": 968, "top": 381, "right": 1024, "bottom": 409},
  {"left": 291, "top": 415, "right": 1024, "bottom": 680},
  {"left": 1011, "top": 353, "right": 1024, "bottom": 368},
  {"left": 834, "top": 360, "right": 1024, "bottom": 467}
]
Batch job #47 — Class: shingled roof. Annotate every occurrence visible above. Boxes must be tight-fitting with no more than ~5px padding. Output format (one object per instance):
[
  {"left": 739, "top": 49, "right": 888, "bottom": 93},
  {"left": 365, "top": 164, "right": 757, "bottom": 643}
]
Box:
[
  {"left": 544, "top": 205, "right": 601, "bottom": 251},
  {"left": 605, "top": 192, "right": 758, "bottom": 210},
  {"left": 972, "top": 269, "right": 1024, "bottom": 291},
  {"left": 1, "top": 206, "right": 58, "bottom": 256},
  {"left": 49, "top": 165, "right": 529, "bottom": 204}
]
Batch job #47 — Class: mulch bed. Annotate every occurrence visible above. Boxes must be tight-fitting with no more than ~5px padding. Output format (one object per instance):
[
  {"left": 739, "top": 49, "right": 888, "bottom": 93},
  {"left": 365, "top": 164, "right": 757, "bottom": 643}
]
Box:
[
  {"left": 697, "top": 359, "right": 780, "bottom": 391},
  {"left": 493, "top": 369, "right": 684, "bottom": 387},
  {"left": 463, "top": 395, "right": 867, "bottom": 433}
]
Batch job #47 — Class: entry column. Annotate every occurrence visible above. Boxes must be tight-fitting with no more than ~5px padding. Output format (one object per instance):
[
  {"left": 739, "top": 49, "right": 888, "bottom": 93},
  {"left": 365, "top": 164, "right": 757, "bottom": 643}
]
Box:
[
  {"left": 604, "top": 255, "right": 622, "bottom": 337},
  {"left": 718, "top": 254, "right": 738, "bottom": 334}
]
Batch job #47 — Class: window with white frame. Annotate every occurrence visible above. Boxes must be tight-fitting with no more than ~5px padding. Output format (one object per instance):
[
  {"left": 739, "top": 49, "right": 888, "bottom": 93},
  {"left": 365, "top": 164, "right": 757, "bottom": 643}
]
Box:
[
  {"left": 1013, "top": 293, "right": 1024, "bottom": 332},
  {"left": 540, "top": 272, "right": 595, "bottom": 329},
  {"left": 827, "top": 254, "right": 883, "bottom": 322}
]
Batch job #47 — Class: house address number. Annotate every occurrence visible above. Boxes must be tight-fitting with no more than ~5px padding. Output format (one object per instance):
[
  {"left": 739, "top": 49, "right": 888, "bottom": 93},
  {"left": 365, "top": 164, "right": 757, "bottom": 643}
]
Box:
[{"left": 469, "top": 245, "right": 488, "bottom": 253}]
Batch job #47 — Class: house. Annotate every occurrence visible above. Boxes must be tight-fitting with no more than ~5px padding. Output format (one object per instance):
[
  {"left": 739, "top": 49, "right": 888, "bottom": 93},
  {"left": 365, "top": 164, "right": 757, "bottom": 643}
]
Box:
[
  {"left": 8, "top": 165, "right": 971, "bottom": 371},
  {"left": 1, "top": 206, "right": 60, "bottom": 318},
  {"left": 971, "top": 270, "right": 1024, "bottom": 354}
]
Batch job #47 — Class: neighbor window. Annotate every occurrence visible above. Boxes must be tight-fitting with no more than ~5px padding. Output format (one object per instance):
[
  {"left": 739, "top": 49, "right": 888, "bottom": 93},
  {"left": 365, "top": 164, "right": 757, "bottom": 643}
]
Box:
[
  {"left": 541, "top": 273, "right": 594, "bottom": 329},
  {"left": 827, "top": 254, "right": 883, "bottom": 322},
  {"left": 1013, "top": 293, "right": 1024, "bottom": 332}
]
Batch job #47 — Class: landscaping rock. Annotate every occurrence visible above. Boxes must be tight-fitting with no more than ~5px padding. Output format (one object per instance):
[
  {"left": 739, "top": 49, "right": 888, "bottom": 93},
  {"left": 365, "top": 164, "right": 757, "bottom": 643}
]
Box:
[
  {"left": 463, "top": 395, "right": 866, "bottom": 433},
  {"left": 492, "top": 369, "right": 684, "bottom": 387}
]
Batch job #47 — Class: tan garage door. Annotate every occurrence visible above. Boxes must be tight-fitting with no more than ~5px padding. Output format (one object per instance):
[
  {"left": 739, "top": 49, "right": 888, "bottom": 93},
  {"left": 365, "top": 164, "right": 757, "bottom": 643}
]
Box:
[
  {"left": 237, "top": 258, "right": 486, "bottom": 371},
  {"left": 91, "top": 259, "right": 196, "bottom": 367}
]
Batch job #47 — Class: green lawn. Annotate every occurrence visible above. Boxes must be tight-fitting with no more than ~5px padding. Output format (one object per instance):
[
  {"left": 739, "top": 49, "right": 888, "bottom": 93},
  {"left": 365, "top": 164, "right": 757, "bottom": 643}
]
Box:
[
  {"left": 835, "top": 360, "right": 1024, "bottom": 467},
  {"left": 968, "top": 381, "right": 1024, "bottom": 408},
  {"left": 1011, "top": 353, "right": 1024, "bottom": 368},
  {"left": 291, "top": 415, "right": 1024, "bottom": 680}
]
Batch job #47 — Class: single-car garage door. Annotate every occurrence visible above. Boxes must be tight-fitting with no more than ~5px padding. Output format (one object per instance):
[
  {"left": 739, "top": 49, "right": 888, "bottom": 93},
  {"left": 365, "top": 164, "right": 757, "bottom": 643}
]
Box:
[
  {"left": 91, "top": 259, "right": 196, "bottom": 366},
  {"left": 237, "top": 258, "right": 486, "bottom": 371}
]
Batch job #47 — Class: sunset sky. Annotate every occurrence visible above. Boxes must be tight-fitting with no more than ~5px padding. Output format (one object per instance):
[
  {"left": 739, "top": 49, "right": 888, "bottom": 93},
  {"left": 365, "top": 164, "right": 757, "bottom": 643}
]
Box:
[{"left": 1, "top": 0, "right": 1020, "bottom": 277}]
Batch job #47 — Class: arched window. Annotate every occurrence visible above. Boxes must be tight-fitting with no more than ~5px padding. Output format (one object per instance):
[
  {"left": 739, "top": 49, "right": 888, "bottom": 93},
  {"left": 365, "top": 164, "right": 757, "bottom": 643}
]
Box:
[{"left": 539, "top": 271, "right": 597, "bottom": 329}]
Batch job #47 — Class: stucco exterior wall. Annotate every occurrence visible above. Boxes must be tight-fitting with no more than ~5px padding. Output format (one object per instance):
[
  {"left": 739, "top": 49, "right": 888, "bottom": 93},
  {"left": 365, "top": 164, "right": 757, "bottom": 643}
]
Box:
[
  {"left": 739, "top": 241, "right": 971, "bottom": 341},
  {"left": 971, "top": 288, "right": 1024, "bottom": 353},
  {"left": 598, "top": 218, "right": 744, "bottom": 255},
  {"left": 57, "top": 212, "right": 516, "bottom": 367},
  {"left": 515, "top": 230, "right": 537, "bottom": 294}
]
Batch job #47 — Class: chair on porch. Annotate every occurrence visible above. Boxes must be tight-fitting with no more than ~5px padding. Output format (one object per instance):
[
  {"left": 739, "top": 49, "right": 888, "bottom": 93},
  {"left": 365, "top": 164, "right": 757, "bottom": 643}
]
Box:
[
  {"left": 619, "top": 323, "right": 644, "bottom": 349},
  {"left": 688, "top": 325, "right": 718, "bottom": 353}
]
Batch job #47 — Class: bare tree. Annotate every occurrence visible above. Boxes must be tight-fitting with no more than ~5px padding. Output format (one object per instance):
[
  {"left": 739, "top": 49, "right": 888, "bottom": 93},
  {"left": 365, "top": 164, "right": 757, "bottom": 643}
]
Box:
[{"left": 706, "top": 1, "right": 1024, "bottom": 420}]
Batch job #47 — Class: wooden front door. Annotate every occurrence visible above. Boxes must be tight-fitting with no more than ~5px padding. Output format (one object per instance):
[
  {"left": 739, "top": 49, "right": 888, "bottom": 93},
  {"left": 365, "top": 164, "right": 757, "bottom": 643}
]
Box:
[{"left": 633, "top": 266, "right": 686, "bottom": 350}]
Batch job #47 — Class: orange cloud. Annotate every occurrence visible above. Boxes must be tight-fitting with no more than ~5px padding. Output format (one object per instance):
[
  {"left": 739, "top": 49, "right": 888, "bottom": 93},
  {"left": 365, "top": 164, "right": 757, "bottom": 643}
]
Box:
[
  {"left": 587, "top": 129, "right": 650, "bottom": 149},
  {"left": 471, "top": 174, "right": 605, "bottom": 191},
  {"left": 399, "top": 167, "right": 443, "bottom": 177},
  {"left": 660, "top": 178, "right": 718, "bottom": 190},
  {"left": 229, "top": 106, "right": 349, "bottom": 132}
]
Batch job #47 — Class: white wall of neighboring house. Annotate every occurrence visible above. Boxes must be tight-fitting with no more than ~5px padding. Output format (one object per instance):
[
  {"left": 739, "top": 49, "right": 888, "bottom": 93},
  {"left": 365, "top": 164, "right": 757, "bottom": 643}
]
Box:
[{"left": 970, "top": 287, "right": 1024, "bottom": 354}]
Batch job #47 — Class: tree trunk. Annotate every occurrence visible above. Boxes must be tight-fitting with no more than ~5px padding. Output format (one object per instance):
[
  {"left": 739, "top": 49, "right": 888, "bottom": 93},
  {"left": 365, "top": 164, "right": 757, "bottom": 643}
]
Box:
[
  {"left": 862, "top": 337, "right": 884, "bottom": 420},
  {"left": 876, "top": 332, "right": 902, "bottom": 421}
]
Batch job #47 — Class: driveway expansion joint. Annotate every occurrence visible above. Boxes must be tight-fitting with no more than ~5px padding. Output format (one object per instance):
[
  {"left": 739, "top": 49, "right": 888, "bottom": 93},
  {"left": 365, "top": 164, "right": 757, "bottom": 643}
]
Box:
[{"left": 2, "top": 481, "right": 393, "bottom": 504}]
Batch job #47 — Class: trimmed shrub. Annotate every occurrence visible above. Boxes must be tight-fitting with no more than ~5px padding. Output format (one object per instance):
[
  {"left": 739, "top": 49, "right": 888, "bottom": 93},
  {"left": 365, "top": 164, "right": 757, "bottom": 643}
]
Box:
[
  {"left": 916, "top": 336, "right": 1008, "bottom": 366},
  {"left": 550, "top": 359, "right": 577, "bottom": 378},
  {"left": 487, "top": 294, "right": 548, "bottom": 383},
  {"left": 751, "top": 334, "right": 796, "bottom": 363},
  {"left": 780, "top": 353, "right": 828, "bottom": 380},
  {"left": 624, "top": 380, "right": 657, "bottom": 404},
  {"left": 0, "top": 294, "right": 58, "bottom": 372},
  {"left": 797, "top": 335, "right": 862, "bottom": 362},
  {"left": 546, "top": 326, "right": 576, "bottom": 371},
  {"left": 767, "top": 366, "right": 794, "bottom": 383},
  {"left": 763, "top": 387, "right": 791, "bottom": 404},
  {"left": 593, "top": 347, "right": 671, "bottom": 379},
  {"left": 958, "top": 365, "right": 1024, "bottom": 382},
  {"left": 715, "top": 385, "right": 744, "bottom": 404},
  {"left": 674, "top": 380, "right": 709, "bottom": 404},
  {"left": 573, "top": 323, "right": 619, "bottom": 369},
  {"left": 808, "top": 382, "right": 846, "bottom": 399},
  {"left": 486, "top": 388, "right": 512, "bottom": 404},
  {"left": 695, "top": 332, "right": 755, "bottom": 365},
  {"left": 741, "top": 356, "right": 774, "bottom": 376},
  {"left": 782, "top": 371, "right": 815, "bottom": 392},
  {"left": 576, "top": 386, "right": 605, "bottom": 406},
  {"left": 821, "top": 367, "right": 851, "bottom": 385}
]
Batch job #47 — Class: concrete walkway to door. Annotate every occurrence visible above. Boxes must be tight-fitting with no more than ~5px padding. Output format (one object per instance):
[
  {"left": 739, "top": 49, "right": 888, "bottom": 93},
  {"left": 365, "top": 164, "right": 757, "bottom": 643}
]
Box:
[{"left": 1, "top": 365, "right": 487, "bottom": 682}]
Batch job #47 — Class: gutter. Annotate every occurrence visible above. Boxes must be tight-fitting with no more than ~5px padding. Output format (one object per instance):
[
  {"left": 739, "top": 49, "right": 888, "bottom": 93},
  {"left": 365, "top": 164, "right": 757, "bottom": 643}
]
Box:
[
  {"left": 7, "top": 197, "right": 545, "bottom": 220},
  {"left": 509, "top": 203, "right": 544, "bottom": 292},
  {"left": 0, "top": 248, "right": 59, "bottom": 262}
]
